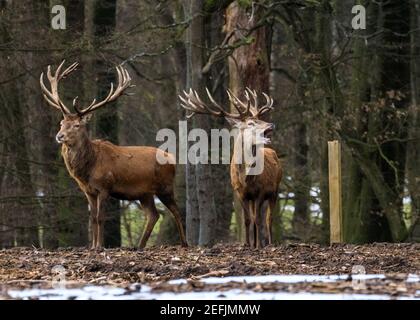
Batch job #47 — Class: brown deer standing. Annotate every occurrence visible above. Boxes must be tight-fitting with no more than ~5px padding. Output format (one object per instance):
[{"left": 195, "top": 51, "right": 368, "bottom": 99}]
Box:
[
  {"left": 40, "top": 61, "right": 187, "bottom": 249},
  {"left": 179, "top": 88, "right": 282, "bottom": 248}
]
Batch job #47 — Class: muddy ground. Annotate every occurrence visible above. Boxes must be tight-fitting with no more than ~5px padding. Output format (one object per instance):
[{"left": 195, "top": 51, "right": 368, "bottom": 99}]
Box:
[{"left": 0, "top": 243, "right": 419, "bottom": 298}]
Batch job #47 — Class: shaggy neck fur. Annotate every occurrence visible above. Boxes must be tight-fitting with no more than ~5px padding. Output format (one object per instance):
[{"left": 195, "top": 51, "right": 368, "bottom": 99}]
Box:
[
  {"left": 232, "top": 129, "right": 260, "bottom": 184},
  {"left": 62, "top": 132, "right": 97, "bottom": 183}
]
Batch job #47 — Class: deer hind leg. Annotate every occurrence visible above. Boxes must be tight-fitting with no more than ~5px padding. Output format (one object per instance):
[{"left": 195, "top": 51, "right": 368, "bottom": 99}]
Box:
[
  {"left": 248, "top": 201, "right": 258, "bottom": 248},
  {"left": 258, "top": 200, "right": 269, "bottom": 247},
  {"left": 243, "top": 203, "right": 251, "bottom": 247},
  {"left": 157, "top": 193, "right": 188, "bottom": 247},
  {"left": 266, "top": 197, "right": 277, "bottom": 245},
  {"left": 138, "top": 194, "right": 160, "bottom": 249},
  {"left": 255, "top": 199, "right": 265, "bottom": 249}
]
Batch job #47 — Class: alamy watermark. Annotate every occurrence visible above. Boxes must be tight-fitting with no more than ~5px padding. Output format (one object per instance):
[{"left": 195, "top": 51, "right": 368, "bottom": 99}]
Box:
[
  {"left": 51, "top": 265, "right": 67, "bottom": 289},
  {"left": 51, "top": 4, "right": 366, "bottom": 32},
  {"left": 351, "top": 265, "right": 367, "bottom": 290},
  {"left": 155, "top": 121, "right": 269, "bottom": 176},
  {"left": 51, "top": 5, "right": 66, "bottom": 30},
  {"left": 352, "top": 5, "right": 366, "bottom": 30}
]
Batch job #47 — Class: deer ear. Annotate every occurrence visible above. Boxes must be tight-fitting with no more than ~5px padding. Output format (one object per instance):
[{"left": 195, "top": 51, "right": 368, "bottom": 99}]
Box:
[
  {"left": 80, "top": 113, "right": 92, "bottom": 124},
  {"left": 225, "top": 117, "right": 241, "bottom": 127}
]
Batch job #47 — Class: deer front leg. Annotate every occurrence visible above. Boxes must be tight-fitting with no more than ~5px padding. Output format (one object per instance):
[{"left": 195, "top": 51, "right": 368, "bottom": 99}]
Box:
[
  {"left": 85, "top": 194, "right": 98, "bottom": 249},
  {"left": 235, "top": 192, "right": 250, "bottom": 246},
  {"left": 95, "top": 192, "right": 108, "bottom": 249}
]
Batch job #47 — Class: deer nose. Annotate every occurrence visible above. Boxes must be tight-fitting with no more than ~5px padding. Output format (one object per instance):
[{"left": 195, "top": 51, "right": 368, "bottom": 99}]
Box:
[
  {"left": 56, "top": 133, "right": 65, "bottom": 143},
  {"left": 270, "top": 123, "right": 275, "bottom": 130}
]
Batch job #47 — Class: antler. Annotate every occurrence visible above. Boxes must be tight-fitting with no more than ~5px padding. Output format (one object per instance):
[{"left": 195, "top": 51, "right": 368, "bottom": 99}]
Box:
[
  {"left": 74, "top": 65, "right": 132, "bottom": 117},
  {"left": 228, "top": 87, "right": 274, "bottom": 118},
  {"left": 179, "top": 87, "right": 274, "bottom": 120},
  {"left": 179, "top": 88, "right": 248, "bottom": 120},
  {"left": 40, "top": 61, "right": 132, "bottom": 117},
  {"left": 40, "top": 60, "right": 78, "bottom": 115}
]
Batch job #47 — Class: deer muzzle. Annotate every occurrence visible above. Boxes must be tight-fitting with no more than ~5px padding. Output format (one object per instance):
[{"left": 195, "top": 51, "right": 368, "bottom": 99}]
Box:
[{"left": 56, "top": 133, "right": 65, "bottom": 144}]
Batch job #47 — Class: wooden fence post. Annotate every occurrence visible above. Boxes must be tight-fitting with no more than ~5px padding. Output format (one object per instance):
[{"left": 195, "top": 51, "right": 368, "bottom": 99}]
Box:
[{"left": 328, "top": 140, "right": 343, "bottom": 243}]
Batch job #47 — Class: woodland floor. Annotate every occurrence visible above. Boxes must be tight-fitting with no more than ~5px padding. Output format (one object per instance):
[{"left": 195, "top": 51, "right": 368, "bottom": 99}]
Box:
[{"left": 0, "top": 243, "right": 419, "bottom": 299}]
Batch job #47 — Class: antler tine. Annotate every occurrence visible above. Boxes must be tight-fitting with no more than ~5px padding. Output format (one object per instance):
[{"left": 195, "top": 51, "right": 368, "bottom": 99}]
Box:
[
  {"left": 40, "top": 73, "right": 59, "bottom": 107},
  {"left": 227, "top": 89, "right": 248, "bottom": 117},
  {"left": 244, "top": 87, "right": 260, "bottom": 117},
  {"left": 226, "top": 88, "right": 275, "bottom": 118},
  {"left": 73, "top": 96, "right": 83, "bottom": 115},
  {"left": 193, "top": 90, "right": 207, "bottom": 110},
  {"left": 243, "top": 90, "right": 254, "bottom": 116},
  {"left": 178, "top": 90, "right": 197, "bottom": 115},
  {"left": 247, "top": 87, "right": 258, "bottom": 109},
  {"left": 256, "top": 92, "right": 274, "bottom": 117},
  {"left": 204, "top": 88, "right": 228, "bottom": 117},
  {"left": 59, "top": 62, "right": 79, "bottom": 80},
  {"left": 40, "top": 60, "right": 74, "bottom": 115},
  {"left": 180, "top": 89, "right": 216, "bottom": 116},
  {"left": 50, "top": 60, "right": 64, "bottom": 80},
  {"left": 178, "top": 91, "right": 199, "bottom": 118},
  {"left": 183, "top": 90, "right": 203, "bottom": 112},
  {"left": 227, "top": 89, "right": 252, "bottom": 117},
  {"left": 178, "top": 88, "right": 244, "bottom": 119},
  {"left": 206, "top": 87, "right": 248, "bottom": 119}
]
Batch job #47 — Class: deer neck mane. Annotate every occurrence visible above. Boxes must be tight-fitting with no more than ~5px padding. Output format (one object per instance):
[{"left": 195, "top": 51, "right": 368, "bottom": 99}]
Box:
[
  {"left": 231, "top": 129, "right": 259, "bottom": 184},
  {"left": 61, "top": 133, "right": 97, "bottom": 183}
]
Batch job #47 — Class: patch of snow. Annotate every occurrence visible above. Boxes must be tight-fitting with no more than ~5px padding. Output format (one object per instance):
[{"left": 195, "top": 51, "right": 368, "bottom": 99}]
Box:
[
  {"left": 407, "top": 274, "right": 420, "bottom": 283},
  {"left": 7, "top": 274, "right": 419, "bottom": 300},
  {"left": 168, "top": 274, "right": 386, "bottom": 285},
  {"left": 7, "top": 285, "right": 417, "bottom": 300}
]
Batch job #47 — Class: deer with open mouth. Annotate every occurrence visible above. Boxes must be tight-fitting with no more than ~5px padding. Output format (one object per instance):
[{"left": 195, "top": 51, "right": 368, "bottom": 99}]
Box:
[{"left": 179, "top": 88, "right": 282, "bottom": 248}]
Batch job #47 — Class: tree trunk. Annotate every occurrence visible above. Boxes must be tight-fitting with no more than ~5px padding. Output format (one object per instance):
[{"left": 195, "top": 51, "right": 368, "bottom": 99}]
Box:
[
  {"left": 407, "top": 0, "right": 420, "bottom": 241},
  {"left": 183, "top": 0, "right": 204, "bottom": 245},
  {"left": 225, "top": 1, "right": 271, "bottom": 241},
  {"left": 93, "top": 0, "right": 121, "bottom": 248}
]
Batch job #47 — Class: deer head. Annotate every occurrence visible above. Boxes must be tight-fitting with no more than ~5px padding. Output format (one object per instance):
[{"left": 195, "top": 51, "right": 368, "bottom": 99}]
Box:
[
  {"left": 179, "top": 87, "right": 275, "bottom": 145},
  {"left": 40, "top": 60, "right": 132, "bottom": 146}
]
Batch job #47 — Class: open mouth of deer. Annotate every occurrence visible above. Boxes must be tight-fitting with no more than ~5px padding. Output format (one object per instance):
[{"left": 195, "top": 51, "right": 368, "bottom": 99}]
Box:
[{"left": 262, "top": 125, "right": 274, "bottom": 144}]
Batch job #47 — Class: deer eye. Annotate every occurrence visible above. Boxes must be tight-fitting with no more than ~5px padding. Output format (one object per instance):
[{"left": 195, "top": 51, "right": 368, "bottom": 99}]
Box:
[
  {"left": 248, "top": 121, "right": 255, "bottom": 126},
  {"left": 74, "top": 124, "right": 80, "bottom": 128}
]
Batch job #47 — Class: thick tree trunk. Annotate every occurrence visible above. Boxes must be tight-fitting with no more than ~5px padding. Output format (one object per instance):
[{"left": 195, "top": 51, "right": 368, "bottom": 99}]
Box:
[
  {"left": 292, "top": 123, "right": 310, "bottom": 240},
  {"left": 206, "top": 11, "right": 233, "bottom": 243},
  {"left": 183, "top": 0, "right": 234, "bottom": 246},
  {"left": 49, "top": 0, "right": 89, "bottom": 248},
  {"left": 93, "top": 0, "right": 121, "bottom": 248},
  {"left": 183, "top": 0, "right": 204, "bottom": 245},
  {"left": 407, "top": 0, "right": 420, "bottom": 241},
  {"left": 225, "top": 1, "right": 271, "bottom": 241}
]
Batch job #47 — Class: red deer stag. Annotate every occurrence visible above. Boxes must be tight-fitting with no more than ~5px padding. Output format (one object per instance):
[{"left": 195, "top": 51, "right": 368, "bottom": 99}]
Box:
[
  {"left": 40, "top": 61, "right": 187, "bottom": 249},
  {"left": 179, "top": 88, "right": 282, "bottom": 248}
]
